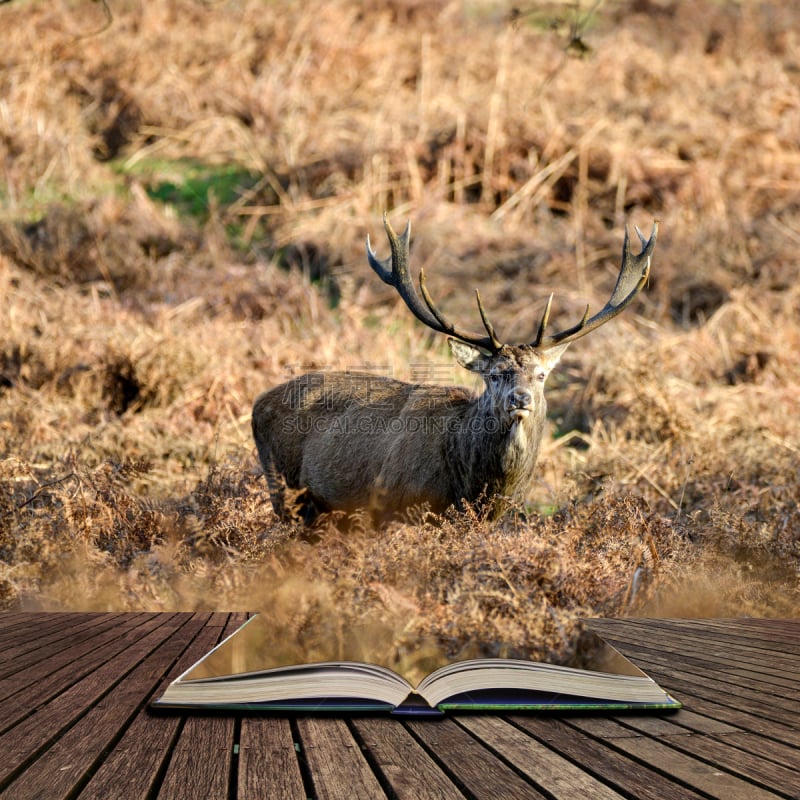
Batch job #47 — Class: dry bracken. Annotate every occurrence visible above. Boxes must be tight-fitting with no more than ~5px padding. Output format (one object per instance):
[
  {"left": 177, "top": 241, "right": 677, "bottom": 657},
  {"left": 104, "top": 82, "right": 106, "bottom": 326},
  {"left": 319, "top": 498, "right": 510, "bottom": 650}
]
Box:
[{"left": 0, "top": 0, "right": 798, "bottom": 664}]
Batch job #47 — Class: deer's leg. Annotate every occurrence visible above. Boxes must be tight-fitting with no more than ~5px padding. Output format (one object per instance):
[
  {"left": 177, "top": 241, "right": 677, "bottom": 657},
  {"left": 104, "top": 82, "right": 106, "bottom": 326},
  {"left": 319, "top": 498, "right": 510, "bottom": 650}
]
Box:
[
  {"left": 262, "top": 447, "right": 292, "bottom": 521},
  {"left": 263, "top": 447, "right": 329, "bottom": 525}
]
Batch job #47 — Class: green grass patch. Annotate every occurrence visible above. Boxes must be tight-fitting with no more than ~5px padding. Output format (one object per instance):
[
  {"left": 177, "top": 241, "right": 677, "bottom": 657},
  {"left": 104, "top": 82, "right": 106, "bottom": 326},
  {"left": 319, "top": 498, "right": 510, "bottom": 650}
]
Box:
[{"left": 117, "top": 158, "right": 266, "bottom": 246}]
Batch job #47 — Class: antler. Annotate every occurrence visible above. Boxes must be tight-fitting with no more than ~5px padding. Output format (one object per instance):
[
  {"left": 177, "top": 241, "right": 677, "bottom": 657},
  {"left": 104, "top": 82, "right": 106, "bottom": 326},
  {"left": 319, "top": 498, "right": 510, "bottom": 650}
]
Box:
[
  {"left": 532, "top": 222, "right": 658, "bottom": 349},
  {"left": 367, "top": 214, "right": 502, "bottom": 353},
  {"left": 367, "top": 215, "right": 657, "bottom": 354}
]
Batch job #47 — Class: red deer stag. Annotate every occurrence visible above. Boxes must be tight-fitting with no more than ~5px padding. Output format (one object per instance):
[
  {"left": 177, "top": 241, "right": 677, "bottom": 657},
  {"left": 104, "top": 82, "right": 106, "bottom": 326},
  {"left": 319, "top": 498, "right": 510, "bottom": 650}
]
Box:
[{"left": 253, "top": 216, "right": 657, "bottom": 524}]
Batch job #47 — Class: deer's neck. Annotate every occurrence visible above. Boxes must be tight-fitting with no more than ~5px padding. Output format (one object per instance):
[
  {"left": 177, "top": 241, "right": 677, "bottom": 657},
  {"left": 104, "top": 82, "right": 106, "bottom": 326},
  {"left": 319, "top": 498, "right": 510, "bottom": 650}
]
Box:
[{"left": 446, "top": 394, "right": 546, "bottom": 507}]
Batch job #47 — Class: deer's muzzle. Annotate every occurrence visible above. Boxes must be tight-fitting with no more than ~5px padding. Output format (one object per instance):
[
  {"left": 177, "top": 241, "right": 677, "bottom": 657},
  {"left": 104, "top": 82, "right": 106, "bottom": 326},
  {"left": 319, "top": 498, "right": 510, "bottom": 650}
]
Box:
[{"left": 505, "top": 388, "right": 533, "bottom": 422}]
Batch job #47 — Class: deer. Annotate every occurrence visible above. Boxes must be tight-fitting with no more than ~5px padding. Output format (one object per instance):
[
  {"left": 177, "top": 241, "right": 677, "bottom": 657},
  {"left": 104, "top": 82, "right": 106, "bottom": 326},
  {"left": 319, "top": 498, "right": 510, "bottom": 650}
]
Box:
[{"left": 252, "top": 215, "right": 657, "bottom": 524}]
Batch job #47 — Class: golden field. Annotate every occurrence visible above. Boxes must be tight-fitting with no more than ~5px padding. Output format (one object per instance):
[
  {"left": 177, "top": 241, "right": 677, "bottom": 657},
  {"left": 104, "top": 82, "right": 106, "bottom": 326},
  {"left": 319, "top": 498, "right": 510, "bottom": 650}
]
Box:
[{"left": 0, "top": 0, "right": 798, "bottom": 663}]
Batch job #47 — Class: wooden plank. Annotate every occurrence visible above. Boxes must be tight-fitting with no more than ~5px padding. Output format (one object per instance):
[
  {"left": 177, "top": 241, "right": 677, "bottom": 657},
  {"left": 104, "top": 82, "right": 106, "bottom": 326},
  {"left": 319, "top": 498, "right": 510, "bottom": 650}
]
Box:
[
  {"left": 0, "top": 613, "right": 125, "bottom": 676},
  {"left": 591, "top": 622, "right": 800, "bottom": 683},
  {"left": 0, "top": 613, "right": 86, "bottom": 651},
  {"left": 733, "top": 618, "right": 799, "bottom": 632},
  {"left": 587, "top": 623, "right": 800, "bottom": 731},
  {"left": 620, "top": 619, "right": 800, "bottom": 653},
  {"left": 238, "top": 718, "right": 306, "bottom": 800},
  {"left": 0, "top": 613, "right": 30, "bottom": 627},
  {"left": 295, "top": 717, "right": 387, "bottom": 800},
  {"left": 593, "top": 621, "right": 800, "bottom": 673},
  {"left": 602, "top": 651, "right": 800, "bottom": 731},
  {"left": 0, "top": 613, "right": 204, "bottom": 800},
  {"left": 566, "top": 716, "right": 787, "bottom": 800},
  {"left": 0, "top": 611, "right": 115, "bottom": 641},
  {"left": 596, "top": 637, "right": 799, "bottom": 701},
  {"left": 156, "top": 716, "right": 235, "bottom": 800},
  {"left": 632, "top": 672, "right": 800, "bottom": 748},
  {"left": 206, "top": 611, "right": 233, "bottom": 627},
  {"left": 0, "top": 613, "right": 193, "bottom": 793},
  {"left": 156, "top": 613, "right": 248, "bottom": 800},
  {"left": 1, "top": 614, "right": 794, "bottom": 800},
  {"left": 351, "top": 717, "right": 465, "bottom": 799},
  {"left": 615, "top": 714, "right": 800, "bottom": 794},
  {"left": 407, "top": 717, "right": 549, "bottom": 800},
  {"left": 646, "top": 708, "right": 745, "bottom": 736},
  {"left": 0, "top": 612, "right": 88, "bottom": 639},
  {"left": 78, "top": 613, "right": 229, "bottom": 800},
  {"left": 635, "top": 679, "right": 800, "bottom": 749},
  {"left": 0, "top": 613, "right": 171, "bottom": 733},
  {"left": 593, "top": 619, "right": 800, "bottom": 665},
  {"left": 604, "top": 640, "right": 799, "bottom": 695},
  {"left": 598, "top": 621, "right": 800, "bottom": 669},
  {"left": 458, "top": 716, "right": 625, "bottom": 799},
  {"left": 710, "top": 731, "right": 800, "bottom": 772},
  {"left": 0, "top": 613, "right": 149, "bottom": 703},
  {"left": 512, "top": 714, "right": 708, "bottom": 800},
  {"left": 612, "top": 657, "right": 797, "bottom": 728}
]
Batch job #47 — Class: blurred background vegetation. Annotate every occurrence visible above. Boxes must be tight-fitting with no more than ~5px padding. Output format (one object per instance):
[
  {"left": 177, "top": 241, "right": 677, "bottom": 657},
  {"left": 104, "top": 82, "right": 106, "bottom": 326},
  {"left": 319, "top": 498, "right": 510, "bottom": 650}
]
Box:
[{"left": 0, "top": 0, "right": 797, "bottom": 662}]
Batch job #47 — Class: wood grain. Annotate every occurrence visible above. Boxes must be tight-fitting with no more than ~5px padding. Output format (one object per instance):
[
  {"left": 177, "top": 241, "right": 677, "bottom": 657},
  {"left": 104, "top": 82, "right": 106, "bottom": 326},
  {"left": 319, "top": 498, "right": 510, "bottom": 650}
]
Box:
[
  {"left": 0, "top": 614, "right": 797, "bottom": 799},
  {"left": 238, "top": 717, "right": 307, "bottom": 800}
]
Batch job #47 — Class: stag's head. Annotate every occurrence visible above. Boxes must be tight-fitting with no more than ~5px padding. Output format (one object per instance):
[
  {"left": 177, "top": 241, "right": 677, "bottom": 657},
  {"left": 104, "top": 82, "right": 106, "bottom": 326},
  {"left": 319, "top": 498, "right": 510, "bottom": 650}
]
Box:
[
  {"left": 367, "top": 215, "right": 657, "bottom": 433},
  {"left": 445, "top": 339, "right": 566, "bottom": 434}
]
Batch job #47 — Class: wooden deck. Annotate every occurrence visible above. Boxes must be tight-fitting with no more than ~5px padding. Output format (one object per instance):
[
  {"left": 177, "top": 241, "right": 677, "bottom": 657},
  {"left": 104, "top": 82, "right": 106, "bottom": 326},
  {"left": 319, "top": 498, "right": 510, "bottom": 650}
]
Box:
[{"left": 0, "top": 613, "right": 796, "bottom": 799}]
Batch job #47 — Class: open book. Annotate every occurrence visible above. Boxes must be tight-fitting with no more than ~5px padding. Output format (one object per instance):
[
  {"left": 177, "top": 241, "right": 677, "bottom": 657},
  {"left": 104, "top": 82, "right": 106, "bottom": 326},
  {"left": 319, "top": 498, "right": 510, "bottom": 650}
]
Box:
[{"left": 152, "top": 616, "right": 680, "bottom": 715}]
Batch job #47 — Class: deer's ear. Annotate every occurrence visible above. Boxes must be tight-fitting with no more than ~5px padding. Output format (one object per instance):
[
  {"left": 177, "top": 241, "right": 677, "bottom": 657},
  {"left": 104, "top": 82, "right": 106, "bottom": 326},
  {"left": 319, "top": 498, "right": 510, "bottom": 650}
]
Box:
[
  {"left": 448, "top": 338, "right": 491, "bottom": 373},
  {"left": 538, "top": 343, "right": 569, "bottom": 373}
]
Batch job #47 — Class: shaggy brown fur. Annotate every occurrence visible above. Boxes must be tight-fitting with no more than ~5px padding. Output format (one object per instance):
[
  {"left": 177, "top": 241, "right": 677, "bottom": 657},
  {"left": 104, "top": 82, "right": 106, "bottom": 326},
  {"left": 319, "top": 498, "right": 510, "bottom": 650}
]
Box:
[{"left": 253, "top": 343, "right": 565, "bottom": 523}]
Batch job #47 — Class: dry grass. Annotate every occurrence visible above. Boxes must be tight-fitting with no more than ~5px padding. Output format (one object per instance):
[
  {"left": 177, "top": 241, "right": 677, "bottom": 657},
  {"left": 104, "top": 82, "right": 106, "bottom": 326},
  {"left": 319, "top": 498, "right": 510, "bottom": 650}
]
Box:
[{"left": 1, "top": 0, "right": 798, "bottom": 663}]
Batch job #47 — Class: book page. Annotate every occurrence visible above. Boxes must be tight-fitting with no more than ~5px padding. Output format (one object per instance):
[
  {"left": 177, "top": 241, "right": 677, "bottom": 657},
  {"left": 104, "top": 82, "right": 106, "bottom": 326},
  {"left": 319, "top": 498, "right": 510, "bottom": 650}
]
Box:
[
  {"left": 161, "top": 616, "right": 679, "bottom": 712},
  {"left": 180, "top": 614, "right": 447, "bottom": 687},
  {"left": 180, "top": 616, "right": 645, "bottom": 688},
  {"left": 415, "top": 632, "right": 663, "bottom": 706}
]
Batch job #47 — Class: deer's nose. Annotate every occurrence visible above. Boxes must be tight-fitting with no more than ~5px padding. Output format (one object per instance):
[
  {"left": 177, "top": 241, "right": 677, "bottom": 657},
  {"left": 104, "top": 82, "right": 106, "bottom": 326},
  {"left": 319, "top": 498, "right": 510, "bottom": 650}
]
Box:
[
  {"left": 507, "top": 388, "right": 533, "bottom": 410},
  {"left": 505, "top": 389, "right": 533, "bottom": 422}
]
